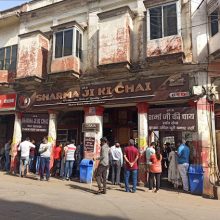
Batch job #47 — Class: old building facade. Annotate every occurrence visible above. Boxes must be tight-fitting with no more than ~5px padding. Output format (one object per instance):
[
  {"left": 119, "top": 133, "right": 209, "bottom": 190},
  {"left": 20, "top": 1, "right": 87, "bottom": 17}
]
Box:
[{"left": 0, "top": 0, "right": 219, "bottom": 198}]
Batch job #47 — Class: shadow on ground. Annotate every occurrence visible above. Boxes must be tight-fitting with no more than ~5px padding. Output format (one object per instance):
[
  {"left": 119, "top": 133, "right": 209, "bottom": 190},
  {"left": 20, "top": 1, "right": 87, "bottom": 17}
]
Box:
[
  {"left": 0, "top": 199, "right": 126, "bottom": 220},
  {"left": 68, "top": 183, "right": 98, "bottom": 194}
]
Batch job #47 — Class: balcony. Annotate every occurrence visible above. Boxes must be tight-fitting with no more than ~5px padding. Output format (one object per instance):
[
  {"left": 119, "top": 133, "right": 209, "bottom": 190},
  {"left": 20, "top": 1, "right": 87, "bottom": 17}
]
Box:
[
  {"left": 50, "top": 56, "right": 80, "bottom": 79},
  {"left": 97, "top": 6, "right": 134, "bottom": 72},
  {"left": 0, "top": 70, "right": 16, "bottom": 84},
  {"left": 16, "top": 30, "right": 49, "bottom": 81},
  {"left": 147, "top": 35, "right": 184, "bottom": 58}
]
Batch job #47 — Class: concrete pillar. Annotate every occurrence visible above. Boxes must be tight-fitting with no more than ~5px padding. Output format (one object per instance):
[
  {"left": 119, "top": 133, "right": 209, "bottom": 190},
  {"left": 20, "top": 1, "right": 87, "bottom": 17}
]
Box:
[
  {"left": 133, "top": 0, "right": 146, "bottom": 63},
  {"left": 192, "top": 98, "right": 217, "bottom": 198},
  {"left": 48, "top": 111, "right": 57, "bottom": 145},
  {"left": 87, "top": 10, "right": 100, "bottom": 73},
  {"left": 10, "top": 112, "right": 22, "bottom": 174},
  {"left": 84, "top": 106, "right": 104, "bottom": 165},
  {"left": 137, "top": 102, "right": 149, "bottom": 185},
  {"left": 48, "top": 111, "right": 57, "bottom": 169}
]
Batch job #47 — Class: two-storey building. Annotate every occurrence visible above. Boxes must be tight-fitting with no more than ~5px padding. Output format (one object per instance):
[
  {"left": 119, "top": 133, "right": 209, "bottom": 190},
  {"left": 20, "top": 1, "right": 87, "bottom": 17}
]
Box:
[{"left": 0, "top": 0, "right": 219, "bottom": 198}]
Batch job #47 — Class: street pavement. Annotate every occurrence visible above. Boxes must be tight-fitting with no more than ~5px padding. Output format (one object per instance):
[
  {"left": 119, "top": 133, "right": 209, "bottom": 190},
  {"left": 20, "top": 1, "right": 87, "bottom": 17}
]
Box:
[{"left": 0, "top": 172, "right": 219, "bottom": 220}]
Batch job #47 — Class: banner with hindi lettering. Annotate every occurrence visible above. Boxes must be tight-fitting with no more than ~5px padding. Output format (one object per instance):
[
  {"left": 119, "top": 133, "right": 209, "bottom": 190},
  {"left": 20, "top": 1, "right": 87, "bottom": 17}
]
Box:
[{"left": 148, "top": 107, "right": 197, "bottom": 131}]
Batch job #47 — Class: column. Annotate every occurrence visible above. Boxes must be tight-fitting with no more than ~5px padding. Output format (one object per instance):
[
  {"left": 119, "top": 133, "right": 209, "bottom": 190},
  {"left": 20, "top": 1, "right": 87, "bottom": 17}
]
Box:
[
  {"left": 84, "top": 106, "right": 104, "bottom": 165},
  {"left": 192, "top": 98, "right": 217, "bottom": 198},
  {"left": 10, "top": 112, "right": 22, "bottom": 174},
  {"left": 48, "top": 111, "right": 57, "bottom": 169},
  {"left": 137, "top": 102, "right": 149, "bottom": 185}
]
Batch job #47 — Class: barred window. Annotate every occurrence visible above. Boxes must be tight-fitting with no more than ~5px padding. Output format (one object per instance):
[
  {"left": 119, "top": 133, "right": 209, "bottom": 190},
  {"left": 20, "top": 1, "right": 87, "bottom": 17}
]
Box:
[
  {"left": 54, "top": 28, "right": 82, "bottom": 59},
  {"left": 149, "top": 3, "right": 178, "bottom": 40},
  {"left": 0, "top": 45, "right": 18, "bottom": 71}
]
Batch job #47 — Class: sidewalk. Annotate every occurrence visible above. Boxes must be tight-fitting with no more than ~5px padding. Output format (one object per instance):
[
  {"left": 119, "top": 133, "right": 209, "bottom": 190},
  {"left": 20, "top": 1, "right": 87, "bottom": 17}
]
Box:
[{"left": 0, "top": 172, "right": 219, "bottom": 220}]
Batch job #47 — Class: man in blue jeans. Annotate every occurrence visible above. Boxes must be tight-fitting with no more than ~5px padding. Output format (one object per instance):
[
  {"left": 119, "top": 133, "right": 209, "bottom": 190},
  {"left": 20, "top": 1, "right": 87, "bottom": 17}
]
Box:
[
  {"left": 64, "top": 140, "right": 76, "bottom": 181},
  {"left": 124, "top": 139, "right": 139, "bottom": 193},
  {"left": 39, "top": 137, "right": 52, "bottom": 181}
]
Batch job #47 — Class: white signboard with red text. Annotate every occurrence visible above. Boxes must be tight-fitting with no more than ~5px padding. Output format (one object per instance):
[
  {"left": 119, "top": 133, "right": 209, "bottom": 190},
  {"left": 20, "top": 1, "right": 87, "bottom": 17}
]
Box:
[{"left": 0, "top": 94, "right": 16, "bottom": 111}]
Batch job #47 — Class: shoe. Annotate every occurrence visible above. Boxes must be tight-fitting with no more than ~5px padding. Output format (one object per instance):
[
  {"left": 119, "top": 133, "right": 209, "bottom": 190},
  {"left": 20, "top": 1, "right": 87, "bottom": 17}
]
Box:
[
  {"left": 66, "top": 178, "right": 70, "bottom": 181},
  {"left": 102, "top": 190, "right": 107, "bottom": 194},
  {"left": 131, "top": 190, "right": 136, "bottom": 193},
  {"left": 154, "top": 189, "right": 159, "bottom": 193},
  {"left": 46, "top": 178, "right": 50, "bottom": 181},
  {"left": 125, "top": 189, "right": 131, "bottom": 192},
  {"left": 40, "top": 178, "right": 44, "bottom": 181},
  {"left": 96, "top": 189, "right": 103, "bottom": 194}
]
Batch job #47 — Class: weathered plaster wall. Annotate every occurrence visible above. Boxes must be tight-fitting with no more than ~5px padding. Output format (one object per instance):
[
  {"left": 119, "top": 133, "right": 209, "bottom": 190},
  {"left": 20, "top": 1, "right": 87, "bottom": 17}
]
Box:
[
  {"left": 17, "top": 33, "right": 49, "bottom": 78},
  {"left": 99, "top": 13, "right": 133, "bottom": 65}
]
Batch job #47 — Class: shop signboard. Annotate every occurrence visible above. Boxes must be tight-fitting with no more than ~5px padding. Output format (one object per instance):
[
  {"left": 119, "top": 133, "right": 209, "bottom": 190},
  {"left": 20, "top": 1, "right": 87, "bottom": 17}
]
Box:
[
  {"left": 148, "top": 107, "right": 197, "bottom": 131},
  {"left": 17, "top": 74, "right": 190, "bottom": 110},
  {"left": 0, "top": 94, "right": 16, "bottom": 111},
  {"left": 82, "top": 123, "right": 100, "bottom": 132},
  {"left": 84, "top": 136, "right": 95, "bottom": 152},
  {"left": 21, "top": 113, "right": 49, "bottom": 132}
]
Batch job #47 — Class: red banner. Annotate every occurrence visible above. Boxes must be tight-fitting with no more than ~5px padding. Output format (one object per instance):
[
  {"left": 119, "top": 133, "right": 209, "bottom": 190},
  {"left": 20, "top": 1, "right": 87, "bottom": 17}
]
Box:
[{"left": 0, "top": 94, "right": 16, "bottom": 110}]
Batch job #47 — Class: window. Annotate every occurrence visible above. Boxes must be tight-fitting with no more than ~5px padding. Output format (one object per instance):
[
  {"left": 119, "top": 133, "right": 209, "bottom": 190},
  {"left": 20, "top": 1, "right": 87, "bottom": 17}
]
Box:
[
  {"left": 0, "top": 45, "right": 18, "bottom": 71},
  {"left": 54, "top": 28, "right": 82, "bottom": 59},
  {"left": 149, "top": 3, "right": 178, "bottom": 40},
  {"left": 210, "top": 10, "right": 219, "bottom": 37}
]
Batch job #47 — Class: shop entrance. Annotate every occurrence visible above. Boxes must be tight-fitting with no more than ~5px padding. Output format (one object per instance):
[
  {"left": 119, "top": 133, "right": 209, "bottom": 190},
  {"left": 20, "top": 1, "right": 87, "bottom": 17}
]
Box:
[
  {"left": 57, "top": 111, "right": 84, "bottom": 145},
  {"left": 103, "top": 107, "right": 138, "bottom": 147},
  {"left": 0, "top": 114, "right": 14, "bottom": 149}
]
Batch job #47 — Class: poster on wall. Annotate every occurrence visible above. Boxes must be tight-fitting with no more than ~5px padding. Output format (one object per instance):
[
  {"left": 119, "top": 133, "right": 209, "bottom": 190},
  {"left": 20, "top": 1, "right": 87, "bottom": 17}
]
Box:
[
  {"left": 84, "top": 136, "right": 95, "bottom": 153},
  {"left": 21, "top": 113, "right": 49, "bottom": 132},
  {"left": 148, "top": 107, "right": 197, "bottom": 131}
]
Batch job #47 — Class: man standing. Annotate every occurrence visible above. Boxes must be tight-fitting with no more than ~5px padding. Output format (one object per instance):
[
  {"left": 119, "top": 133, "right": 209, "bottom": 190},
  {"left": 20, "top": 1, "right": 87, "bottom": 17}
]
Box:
[
  {"left": 110, "top": 141, "right": 123, "bottom": 185},
  {"left": 64, "top": 140, "right": 76, "bottom": 181},
  {"left": 177, "top": 140, "right": 190, "bottom": 192},
  {"left": 39, "top": 137, "right": 52, "bottom": 181},
  {"left": 52, "top": 142, "right": 62, "bottom": 177},
  {"left": 124, "top": 139, "right": 139, "bottom": 193},
  {"left": 4, "top": 139, "right": 11, "bottom": 173},
  {"left": 95, "top": 137, "right": 109, "bottom": 194},
  {"left": 18, "top": 137, "right": 35, "bottom": 177}
]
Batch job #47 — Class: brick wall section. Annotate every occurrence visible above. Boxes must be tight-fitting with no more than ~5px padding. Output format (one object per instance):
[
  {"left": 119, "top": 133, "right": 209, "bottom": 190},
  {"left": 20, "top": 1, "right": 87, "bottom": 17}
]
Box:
[
  {"left": 147, "top": 35, "right": 183, "bottom": 57},
  {"left": 50, "top": 56, "right": 80, "bottom": 74},
  {"left": 0, "top": 70, "right": 9, "bottom": 83},
  {"left": 17, "top": 33, "right": 49, "bottom": 78}
]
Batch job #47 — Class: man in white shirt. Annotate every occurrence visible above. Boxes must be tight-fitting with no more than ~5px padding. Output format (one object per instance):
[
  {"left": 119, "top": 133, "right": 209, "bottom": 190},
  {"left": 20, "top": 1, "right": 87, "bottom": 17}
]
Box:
[
  {"left": 39, "top": 137, "right": 52, "bottom": 181},
  {"left": 18, "top": 137, "right": 35, "bottom": 177},
  {"left": 63, "top": 140, "right": 76, "bottom": 180},
  {"left": 110, "top": 141, "right": 123, "bottom": 185}
]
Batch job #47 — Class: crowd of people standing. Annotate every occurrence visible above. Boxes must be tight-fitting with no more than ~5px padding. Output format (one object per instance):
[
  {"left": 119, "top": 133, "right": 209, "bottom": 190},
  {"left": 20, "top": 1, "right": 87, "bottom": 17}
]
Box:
[
  {"left": 0, "top": 136, "right": 191, "bottom": 195},
  {"left": 0, "top": 137, "right": 84, "bottom": 181}
]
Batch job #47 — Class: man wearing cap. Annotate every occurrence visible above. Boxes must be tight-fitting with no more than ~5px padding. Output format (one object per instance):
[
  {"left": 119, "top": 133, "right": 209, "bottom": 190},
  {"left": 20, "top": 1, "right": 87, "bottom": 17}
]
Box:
[{"left": 95, "top": 137, "right": 110, "bottom": 194}]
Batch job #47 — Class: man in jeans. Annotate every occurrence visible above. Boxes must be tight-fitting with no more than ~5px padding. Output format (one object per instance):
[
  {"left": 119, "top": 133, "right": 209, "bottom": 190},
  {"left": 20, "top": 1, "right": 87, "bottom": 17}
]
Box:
[
  {"left": 95, "top": 137, "right": 109, "bottom": 194},
  {"left": 18, "top": 137, "right": 35, "bottom": 177},
  {"left": 4, "top": 139, "right": 11, "bottom": 173},
  {"left": 177, "top": 140, "right": 190, "bottom": 192},
  {"left": 39, "top": 137, "right": 52, "bottom": 181},
  {"left": 124, "top": 139, "right": 139, "bottom": 193},
  {"left": 64, "top": 140, "right": 76, "bottom": 181},
  {"left": 110, "top": 141, "right": 123, "bottom": 185}
]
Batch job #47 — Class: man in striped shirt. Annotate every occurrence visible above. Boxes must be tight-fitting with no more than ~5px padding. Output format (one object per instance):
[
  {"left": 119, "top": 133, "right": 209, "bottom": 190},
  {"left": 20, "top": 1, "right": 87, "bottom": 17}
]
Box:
[{"left": 63, "top": 140, "right": 76, "bottom": 181}]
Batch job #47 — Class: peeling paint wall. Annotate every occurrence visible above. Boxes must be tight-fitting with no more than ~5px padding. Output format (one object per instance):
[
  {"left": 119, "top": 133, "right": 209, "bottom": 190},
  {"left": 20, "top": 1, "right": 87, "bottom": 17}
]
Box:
[
  {"left": 99, "top": 13, "right": 133, "bottom": 65},
  {"left": 17, "top": 33, "right": 49, "bottom": 78},
  {"left": 147, "top": 35, "right": 183, "bottom": 57},
  {"left": 51, "top": 56, "right": 80, "bottom": 74}
]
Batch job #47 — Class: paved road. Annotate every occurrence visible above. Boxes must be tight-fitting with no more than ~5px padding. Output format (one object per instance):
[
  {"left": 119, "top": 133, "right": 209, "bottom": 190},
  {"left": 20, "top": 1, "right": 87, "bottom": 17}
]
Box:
[{"left": 0, "top": 172, "right": 219, "bottom": 220}]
